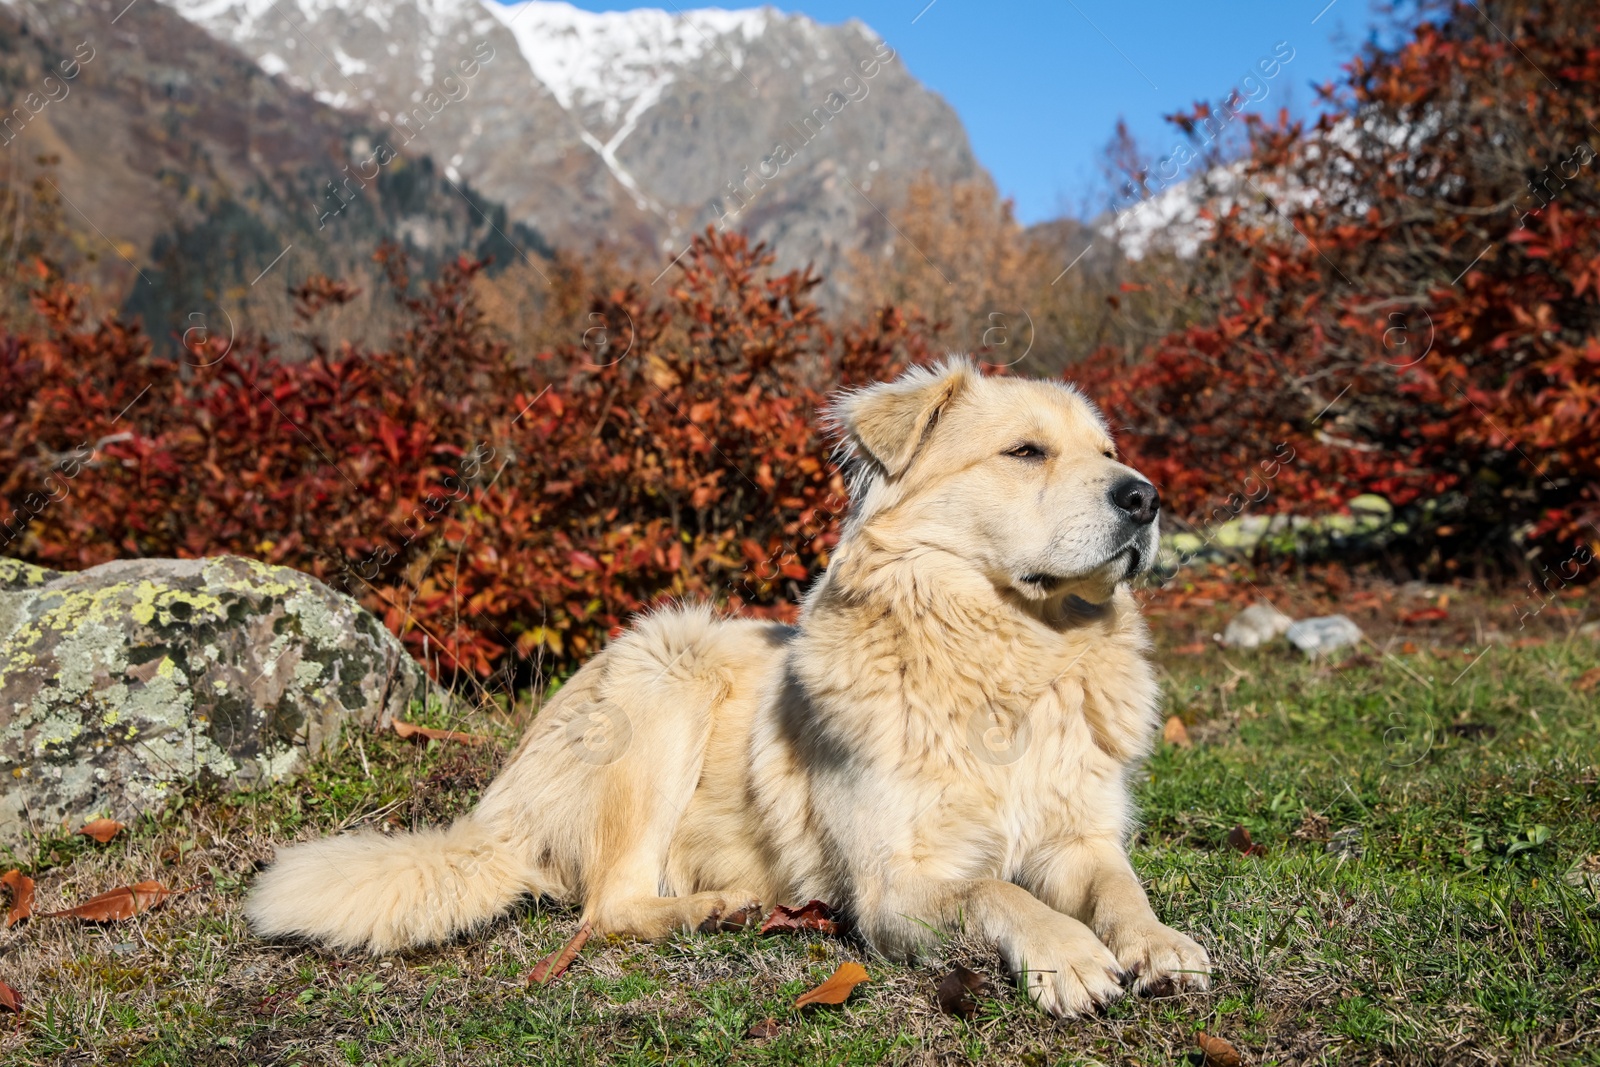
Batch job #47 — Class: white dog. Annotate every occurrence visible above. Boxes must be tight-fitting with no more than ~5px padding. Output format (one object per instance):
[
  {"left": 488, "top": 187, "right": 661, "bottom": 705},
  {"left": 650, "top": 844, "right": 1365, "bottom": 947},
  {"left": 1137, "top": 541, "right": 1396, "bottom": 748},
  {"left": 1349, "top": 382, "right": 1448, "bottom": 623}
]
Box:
[{"left": 248, "top": 357, "right": 1211, "bottom": 1016}]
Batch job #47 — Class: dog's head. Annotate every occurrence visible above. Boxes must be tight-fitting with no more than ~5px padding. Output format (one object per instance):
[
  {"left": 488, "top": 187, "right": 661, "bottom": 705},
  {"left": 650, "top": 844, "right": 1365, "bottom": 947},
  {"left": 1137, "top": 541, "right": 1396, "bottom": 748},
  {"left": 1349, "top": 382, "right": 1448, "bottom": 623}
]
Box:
[{"left": 833, "top": 357, "right": 1159, "bottom": 605}]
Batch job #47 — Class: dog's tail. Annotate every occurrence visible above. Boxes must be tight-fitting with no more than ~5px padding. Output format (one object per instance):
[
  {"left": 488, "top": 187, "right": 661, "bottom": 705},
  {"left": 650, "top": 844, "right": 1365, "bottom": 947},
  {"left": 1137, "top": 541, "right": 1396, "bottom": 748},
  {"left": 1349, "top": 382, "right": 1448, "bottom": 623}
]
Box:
[{"left": 244, "top": 816, "right": 539, "bottom": 954}]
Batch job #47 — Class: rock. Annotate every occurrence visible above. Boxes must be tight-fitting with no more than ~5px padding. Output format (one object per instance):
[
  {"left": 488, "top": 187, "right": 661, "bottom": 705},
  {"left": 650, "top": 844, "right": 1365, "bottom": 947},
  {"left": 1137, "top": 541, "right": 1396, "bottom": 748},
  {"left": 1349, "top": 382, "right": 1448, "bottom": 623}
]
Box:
[
  {"left": 1327, "top": 826, "right": 1364, "bottom": 859},
  {"left": 1286, "top": 614, "right": 1365, "bottom": 658},
  {"left": 1167, "top": 532, "right": 1207, "bottom": 559},
  {"left": 1212, "top": 514, "right": 1273, "bottom": 551},
  {"left": 1348, "top": 494, "right": 1394, "bottom": 519},
  {"left": 1219, "top": 602, "right": 1295, "bottom": 650},
  {"left": 0, "top": 555, "right": 429, "bottom": 842}
]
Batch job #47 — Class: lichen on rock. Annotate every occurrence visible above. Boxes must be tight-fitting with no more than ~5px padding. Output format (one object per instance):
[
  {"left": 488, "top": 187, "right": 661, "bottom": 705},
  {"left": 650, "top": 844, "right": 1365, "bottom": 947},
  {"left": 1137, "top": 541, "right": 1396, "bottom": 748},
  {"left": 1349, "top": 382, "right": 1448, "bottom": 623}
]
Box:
[{"left": 0, "top": 555, "right": 429, "bottom": 842}]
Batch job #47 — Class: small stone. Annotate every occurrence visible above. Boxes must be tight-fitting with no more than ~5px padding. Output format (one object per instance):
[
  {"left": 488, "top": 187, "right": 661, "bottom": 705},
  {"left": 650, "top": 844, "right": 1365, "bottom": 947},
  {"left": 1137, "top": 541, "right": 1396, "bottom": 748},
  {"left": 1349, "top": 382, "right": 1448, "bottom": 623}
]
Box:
[
  {"left": 1327, "top": 826, "right": 1364, "bottom": 858},
  {"left": 1347, "top": 494, "right": 1393, "bottom": 518},
  {"left": 1286, "top": 615, "right": 1364, "bottom": 658},
  {"left": 1220, "top": 602, "right": 1294, "bottom": 650}
]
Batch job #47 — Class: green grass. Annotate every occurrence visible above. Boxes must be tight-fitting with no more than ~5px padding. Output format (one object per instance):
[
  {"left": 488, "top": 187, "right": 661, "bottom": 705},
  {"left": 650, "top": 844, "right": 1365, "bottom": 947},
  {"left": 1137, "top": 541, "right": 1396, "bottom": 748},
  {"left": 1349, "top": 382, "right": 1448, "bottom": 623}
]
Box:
[{"left": 2, "top": 627, "right": 1597, "bottom": 1066}]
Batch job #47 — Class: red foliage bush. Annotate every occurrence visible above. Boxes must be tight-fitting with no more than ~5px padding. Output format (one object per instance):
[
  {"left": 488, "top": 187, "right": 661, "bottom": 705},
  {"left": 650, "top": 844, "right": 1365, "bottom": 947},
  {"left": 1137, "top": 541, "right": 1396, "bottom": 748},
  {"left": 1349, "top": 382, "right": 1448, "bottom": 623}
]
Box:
[
  {"left": 5, "top": 0, "right": 1594, "bottom": 689},
  {"left": 0, "top": 231, "right": 932, "bottom": 684},
  {"left": 1077, "top": 0, "right": 1599, "bottom": 575}
]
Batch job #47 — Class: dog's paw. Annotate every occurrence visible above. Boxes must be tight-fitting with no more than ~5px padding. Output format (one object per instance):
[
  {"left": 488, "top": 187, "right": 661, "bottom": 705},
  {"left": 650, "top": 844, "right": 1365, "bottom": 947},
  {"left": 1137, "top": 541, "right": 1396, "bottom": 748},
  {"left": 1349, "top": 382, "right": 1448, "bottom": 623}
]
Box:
[
  {"left": 690, "top": 890, "right": 764, "bottom": 934},
  {"left": 1004, "top": 918, "right": 1127, "bottom": 1018},
  {"left": 1110, "top": 922, "right": 1212, "bottom": 996}
]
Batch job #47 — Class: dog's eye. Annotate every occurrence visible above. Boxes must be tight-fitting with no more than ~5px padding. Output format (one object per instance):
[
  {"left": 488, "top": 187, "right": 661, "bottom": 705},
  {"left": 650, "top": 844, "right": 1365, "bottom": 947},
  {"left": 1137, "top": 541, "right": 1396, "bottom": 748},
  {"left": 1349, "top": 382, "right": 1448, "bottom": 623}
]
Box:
[
  {"left": 1003, "top": 444, "right": 1046, "bottom": 460},
  {"left": 1102, "top": 450, "right": 1115, "bottom": 459}
]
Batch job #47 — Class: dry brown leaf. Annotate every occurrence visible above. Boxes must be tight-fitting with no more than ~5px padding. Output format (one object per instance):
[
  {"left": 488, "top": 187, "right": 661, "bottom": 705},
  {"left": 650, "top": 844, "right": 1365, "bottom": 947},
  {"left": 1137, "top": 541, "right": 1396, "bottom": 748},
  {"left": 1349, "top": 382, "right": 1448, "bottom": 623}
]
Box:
[
  {"left": 1576, "top": 667, "right": 1600, "bottom": 693},
  {"left": 1197, "top": 1030, "right": 1242, "bottom": 1066},
  {"left": 0, "top": 870, "right": 33, "bottom": 928},
  {"left": 935, "top": 963, "right": 994, "bottom": 1019},
  {"left": 39, "top": 880, "right": 175, "bottom": 922},
  {"left": 1226, "top": 825, "right": 1267, "bottom": 857},
  {"left": 759, "top": 899, "right": 838, "bottom": 936},
  {"left": 0, "top": 979, "right": 20, "bottom": 1015},
  {"left": 794, "top": 961, "right": 869, "bottom": 1008},
  {"left": 391, "top": 718, "right": 489, "bottom": 746},
  {"left": 78, "top": 819, "right": 125, "bottom": 843},
  {"left": 744, "top": 1017, "right": 781, "bottom": 1039},
  {"left": 1399, "top": 607, "right": 1449, "bottom": 624},
  {"left": 1162, "top": 715, "right": 1193, "bottom": 748},
  {"left": 527, "top": 920, "right": 591, "bottom": 985}
]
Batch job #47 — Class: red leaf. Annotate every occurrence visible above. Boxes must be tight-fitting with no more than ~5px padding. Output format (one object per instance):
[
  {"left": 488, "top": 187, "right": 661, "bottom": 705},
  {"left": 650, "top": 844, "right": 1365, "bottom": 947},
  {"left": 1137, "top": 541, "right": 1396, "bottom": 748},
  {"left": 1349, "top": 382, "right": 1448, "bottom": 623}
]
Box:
[
  {"left": 40, "top": 880, "right": 177, "bottom": 922},
  {"left": 1162, "top": 715, "right": 1193, "bottom": 749},
  {"left": 0, "top": 871, "right": 33, "bottom": 928},
  {"left": 528, "top": 920, "right": 591, "bottom": 984},
  {"left": 760, "top": 899, "right": 839, "bottom": 936},
  {"left": 1226, "top": 825, "right": 1268, "bottom": 857},
  {"left": 78, "top": 819, "right": 125, "bottom": 843},
  {"left": 391, "top": 719, "right": 489, "bottom": 747},
  {"left": 1197, "top": 1030, "right": 1242, "bottom": 1066},
  {"left": 935, "top": 964, "right": 994, "bottom": 1019},
  {"left": 1399, "top": 607, "right": 1448, "bottom": 624},
  {"left": 794, "top": 961, "right": 869, "bottom": 1007}
]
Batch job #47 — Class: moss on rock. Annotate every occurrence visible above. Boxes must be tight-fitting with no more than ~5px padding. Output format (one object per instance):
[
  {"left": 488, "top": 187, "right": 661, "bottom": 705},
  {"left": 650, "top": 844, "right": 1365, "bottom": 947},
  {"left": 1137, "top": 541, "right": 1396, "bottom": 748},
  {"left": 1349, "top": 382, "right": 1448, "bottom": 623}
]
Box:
[{"left": 0, "top": 555, "right": 430, "bottom": 842}]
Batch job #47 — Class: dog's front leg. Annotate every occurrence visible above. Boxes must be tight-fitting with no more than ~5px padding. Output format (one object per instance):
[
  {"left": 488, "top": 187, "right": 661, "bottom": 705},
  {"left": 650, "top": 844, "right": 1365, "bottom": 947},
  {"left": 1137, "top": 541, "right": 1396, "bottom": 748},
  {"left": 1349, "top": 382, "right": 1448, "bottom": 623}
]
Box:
[
  {"left": 1023, "top": 838, "right": 1211, "bottom": 996},
  {"left": 856, "top": 874, "right": 1127, "bottom": 1017}
]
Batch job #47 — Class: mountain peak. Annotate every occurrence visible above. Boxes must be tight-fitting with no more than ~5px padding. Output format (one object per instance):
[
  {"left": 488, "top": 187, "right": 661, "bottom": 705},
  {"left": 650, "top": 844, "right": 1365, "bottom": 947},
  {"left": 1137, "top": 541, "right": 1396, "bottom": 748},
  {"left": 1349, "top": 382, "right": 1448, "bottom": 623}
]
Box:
[
  {"left": 489, "top": 1, "right": 774, "bottom": 123},
  {"left": 141, "top": 0, "right": 988, "bottom": 297}
]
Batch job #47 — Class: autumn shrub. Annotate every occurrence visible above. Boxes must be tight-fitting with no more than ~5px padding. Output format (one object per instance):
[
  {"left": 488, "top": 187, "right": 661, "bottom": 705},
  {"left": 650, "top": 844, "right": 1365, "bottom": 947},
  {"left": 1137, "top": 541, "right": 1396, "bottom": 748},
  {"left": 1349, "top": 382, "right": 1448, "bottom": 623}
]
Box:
[
  {"left": 1076, "top": 0, "right": 1600, "bottom": 576},
  {"left": 1, "top": 230, "right": 932, "bottom": 684},
  {"left": 8, "top": 0, "right": 1598, "bottom": 690}
]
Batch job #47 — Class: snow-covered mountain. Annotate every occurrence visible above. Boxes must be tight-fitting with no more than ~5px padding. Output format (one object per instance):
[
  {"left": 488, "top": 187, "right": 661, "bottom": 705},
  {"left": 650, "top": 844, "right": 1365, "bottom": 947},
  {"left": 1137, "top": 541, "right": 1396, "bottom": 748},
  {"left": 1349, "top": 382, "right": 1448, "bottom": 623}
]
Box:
[{"left": 160, "top": 0, "right": 988, "bottom": 289}]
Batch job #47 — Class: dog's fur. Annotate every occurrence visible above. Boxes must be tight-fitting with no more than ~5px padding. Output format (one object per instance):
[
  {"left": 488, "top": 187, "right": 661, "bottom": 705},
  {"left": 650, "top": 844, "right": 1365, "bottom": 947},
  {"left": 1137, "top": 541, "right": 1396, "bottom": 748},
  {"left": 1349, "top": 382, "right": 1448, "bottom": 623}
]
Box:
[{"left": 246, "top": 358, "right": 1211, "bottom": 1016}]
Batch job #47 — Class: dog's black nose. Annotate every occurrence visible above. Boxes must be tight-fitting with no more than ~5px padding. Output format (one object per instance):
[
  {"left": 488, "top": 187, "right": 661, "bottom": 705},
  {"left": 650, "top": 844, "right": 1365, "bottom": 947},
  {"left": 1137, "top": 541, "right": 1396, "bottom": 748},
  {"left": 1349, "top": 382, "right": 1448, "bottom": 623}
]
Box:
[{"left": 1110, "top": 477, "right": 1160, "bottom": 525}]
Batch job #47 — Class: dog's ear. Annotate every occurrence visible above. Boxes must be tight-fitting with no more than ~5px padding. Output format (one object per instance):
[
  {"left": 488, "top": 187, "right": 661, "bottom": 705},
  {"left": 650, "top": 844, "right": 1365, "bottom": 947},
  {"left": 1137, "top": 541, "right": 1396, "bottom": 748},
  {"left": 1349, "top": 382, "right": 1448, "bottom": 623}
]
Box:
[{"left": 837, "top": 360, "right": 973, "bottom": 478}]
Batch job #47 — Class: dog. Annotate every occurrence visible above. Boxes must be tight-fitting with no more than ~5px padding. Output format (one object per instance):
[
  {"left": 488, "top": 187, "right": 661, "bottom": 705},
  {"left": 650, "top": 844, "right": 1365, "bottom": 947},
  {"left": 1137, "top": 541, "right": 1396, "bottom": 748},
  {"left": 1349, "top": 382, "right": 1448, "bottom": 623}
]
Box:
[{"left": 246, "top": 357, "right": 1212, "bottom": 1016}]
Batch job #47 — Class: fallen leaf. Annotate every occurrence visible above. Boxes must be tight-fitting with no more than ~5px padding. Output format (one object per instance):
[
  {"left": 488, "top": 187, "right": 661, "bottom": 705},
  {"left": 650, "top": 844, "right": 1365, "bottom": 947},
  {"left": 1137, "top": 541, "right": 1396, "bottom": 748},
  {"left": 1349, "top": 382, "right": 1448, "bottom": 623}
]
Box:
[
  {"left": 1226, "top": 825, "right": 1268, "bottom": 857},
  {"left": 1197, "top": 1030, "right": 1242, "bottom": 1066},
  {"left": 744, "top": 1017, "right": 781, "bottom": 1039},
  {"left": 1398, "top": 641, "right": 1419, "bottom": 655},
  {"left": 528, "top": 921, "right": 591, "bottom": 985},
  {"left": 78, "top": 819, "right": 125, "bottom": 843},
  {"left": 1172, "top": 641, "right": 1210, "bottom": 655},
  {"left": 1399, "top": 607, "right": 1448, "bottom": 624},
  {"left": 1576, "top": 667, "right": 1600, "bottom": 693},
  {"left": 39, "top": 880, "right": 176, "bottom": 922},
  {"left": 935, "top": 964, "right": 994, "bottom": 1019},
  {"left": 391, "top": 719, "right": 488, "bottom": 747},
  {"left": 1162, "top": 715, "right": 1192, "bottom": 749},
  {"left": 760, "top": 899, "right": 838, "bottom": 936},
  {"left": 0, "top": 870, "right": 33, "bottom": 927},
  {"left": 794, "top": 961, "right": 869, "bottom": 1008},
  {"left": 0, "top": 979, "right": 20, "bottom": 1015}
]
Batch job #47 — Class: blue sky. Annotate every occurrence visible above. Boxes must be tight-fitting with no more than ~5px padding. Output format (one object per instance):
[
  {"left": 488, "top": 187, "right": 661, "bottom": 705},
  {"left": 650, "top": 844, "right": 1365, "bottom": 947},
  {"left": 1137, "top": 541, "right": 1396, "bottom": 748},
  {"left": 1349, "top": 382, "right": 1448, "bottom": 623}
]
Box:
[{"left": 548, "top": 0, "right": 1382, "bottom": 224}]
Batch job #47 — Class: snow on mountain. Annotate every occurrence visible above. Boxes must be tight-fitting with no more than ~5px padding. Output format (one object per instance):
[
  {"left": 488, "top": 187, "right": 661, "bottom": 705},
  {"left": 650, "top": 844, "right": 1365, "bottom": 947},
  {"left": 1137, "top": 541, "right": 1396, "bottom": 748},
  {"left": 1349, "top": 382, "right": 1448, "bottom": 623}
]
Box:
[
  {"left": 484, "top": 2, "right": 773, "bottom": 213},
  {"left": 488, "top": 2, "right": 769, "bottom": 125},
  {"left": 156, "top": 0, "right": 987, "bottom": 294}
]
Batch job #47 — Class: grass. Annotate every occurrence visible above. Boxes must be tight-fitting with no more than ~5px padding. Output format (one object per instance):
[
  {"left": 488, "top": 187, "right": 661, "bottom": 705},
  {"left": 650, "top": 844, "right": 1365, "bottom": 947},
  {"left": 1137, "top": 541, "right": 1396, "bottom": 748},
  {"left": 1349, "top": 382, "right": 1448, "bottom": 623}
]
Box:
[{"left": 1, "top": 582, "right": 1597, "bottom": 1066}]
